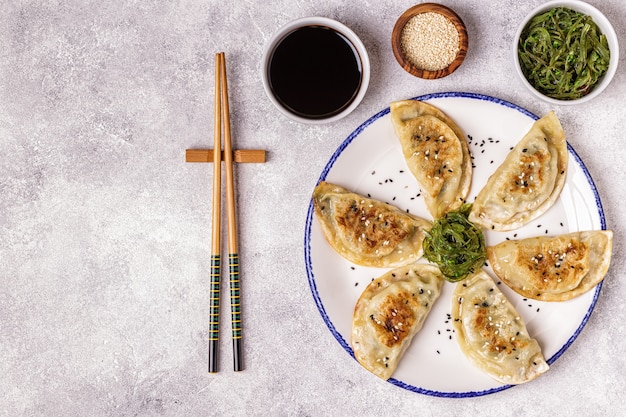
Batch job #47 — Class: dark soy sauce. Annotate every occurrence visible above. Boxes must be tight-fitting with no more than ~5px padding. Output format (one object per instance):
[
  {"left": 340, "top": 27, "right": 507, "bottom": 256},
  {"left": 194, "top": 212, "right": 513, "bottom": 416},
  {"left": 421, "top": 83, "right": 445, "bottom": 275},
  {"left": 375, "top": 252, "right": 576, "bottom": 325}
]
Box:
[{"left": 268, "top": 26, "right": 363, "bottom": 119}]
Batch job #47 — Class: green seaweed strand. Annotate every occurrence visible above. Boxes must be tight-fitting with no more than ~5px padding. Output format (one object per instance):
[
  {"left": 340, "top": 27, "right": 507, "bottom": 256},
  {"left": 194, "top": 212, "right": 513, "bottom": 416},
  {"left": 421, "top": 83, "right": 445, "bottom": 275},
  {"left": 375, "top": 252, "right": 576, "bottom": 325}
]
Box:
[
  {"left": 518, "top": 7, "right": 610, "bottom": 100},
  {"left": 423, "top": 204, "right": 486, "bottom": 282}
]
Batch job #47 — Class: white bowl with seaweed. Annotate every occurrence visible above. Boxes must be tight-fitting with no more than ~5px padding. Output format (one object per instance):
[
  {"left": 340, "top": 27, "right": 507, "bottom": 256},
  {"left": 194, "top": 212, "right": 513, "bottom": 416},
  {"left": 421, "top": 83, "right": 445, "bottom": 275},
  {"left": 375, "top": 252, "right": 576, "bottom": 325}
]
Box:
[{"left": 513, "top": 0, "right": 619, "bottom": 104}]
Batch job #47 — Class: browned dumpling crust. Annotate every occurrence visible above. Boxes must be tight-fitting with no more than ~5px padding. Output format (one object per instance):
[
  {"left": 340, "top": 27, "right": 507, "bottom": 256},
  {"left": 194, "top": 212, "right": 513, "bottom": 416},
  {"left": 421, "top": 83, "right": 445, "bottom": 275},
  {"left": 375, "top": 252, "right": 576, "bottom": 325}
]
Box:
[
  {"left": 469, "top": 111, "right": 567, "bottom": 231},
  {"left": 488, "top": 230, "right": 613, "bottom": 301},
  {"left": 351, "top": 263, "right": 444, "bottom": 380},
  {"left": 312, "top": 181, "right": 432, "bottom": 267},
  {"left": 390, "top": 100, "right": 472, "bottom": 218},
  {"left": 452, "top": 270, "right": 549, "bottom": 384}
]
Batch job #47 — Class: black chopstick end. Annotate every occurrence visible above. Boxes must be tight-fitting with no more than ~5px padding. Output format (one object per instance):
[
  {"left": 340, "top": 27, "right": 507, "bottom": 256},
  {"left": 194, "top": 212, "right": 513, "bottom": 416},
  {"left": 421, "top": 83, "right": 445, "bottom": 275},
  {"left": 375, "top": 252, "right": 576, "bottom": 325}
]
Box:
[
  {"left": 209, "top": 339, "right": 219, "bottom": 373},
  {"left": 233, "top": 338, "right": 244, "bottom": 372}
]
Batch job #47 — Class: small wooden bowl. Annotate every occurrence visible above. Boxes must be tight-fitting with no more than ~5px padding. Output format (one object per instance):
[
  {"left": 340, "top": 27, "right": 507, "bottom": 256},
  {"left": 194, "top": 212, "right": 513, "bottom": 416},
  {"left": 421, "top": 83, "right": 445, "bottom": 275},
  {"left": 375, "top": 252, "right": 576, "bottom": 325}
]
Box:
[{"left": 392, "top": 3, "right": 468, "bottom": 79}]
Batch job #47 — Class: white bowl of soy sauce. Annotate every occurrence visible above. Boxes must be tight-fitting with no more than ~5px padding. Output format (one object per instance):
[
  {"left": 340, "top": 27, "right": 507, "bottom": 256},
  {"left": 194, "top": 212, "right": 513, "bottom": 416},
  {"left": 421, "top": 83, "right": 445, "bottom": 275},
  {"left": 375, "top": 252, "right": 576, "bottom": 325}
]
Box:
[{"left": 262, "top": 17, "right": 370, "bottom": 124}]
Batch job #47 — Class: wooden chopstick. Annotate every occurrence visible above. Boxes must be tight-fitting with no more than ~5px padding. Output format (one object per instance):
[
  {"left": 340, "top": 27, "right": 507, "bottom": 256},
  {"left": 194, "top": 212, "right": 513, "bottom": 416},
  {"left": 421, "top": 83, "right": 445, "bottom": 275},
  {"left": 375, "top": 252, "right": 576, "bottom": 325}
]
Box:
[
  {"left": 207, "top": 52, "right": 244, "bottom": 373},
  {"left": 220, "top": 53, "right": 244, "bottom": 372},
  {"left": 208, "top": 52, "right": 223, "bottom": 374}
]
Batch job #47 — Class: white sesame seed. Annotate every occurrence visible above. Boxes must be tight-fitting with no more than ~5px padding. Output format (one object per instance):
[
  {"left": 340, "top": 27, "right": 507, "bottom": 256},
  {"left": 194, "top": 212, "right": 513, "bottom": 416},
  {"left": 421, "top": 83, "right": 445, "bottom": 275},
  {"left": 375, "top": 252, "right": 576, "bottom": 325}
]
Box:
[{"left": 400, "top": 12, "right": 460, "bottom": 71}]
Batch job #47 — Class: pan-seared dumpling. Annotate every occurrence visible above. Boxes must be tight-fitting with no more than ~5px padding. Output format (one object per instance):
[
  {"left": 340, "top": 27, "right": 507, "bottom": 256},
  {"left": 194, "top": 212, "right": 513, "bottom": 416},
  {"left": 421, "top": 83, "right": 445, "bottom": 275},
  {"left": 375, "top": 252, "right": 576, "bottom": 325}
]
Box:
[
  {"left": 312, "top": 181, "right": 431, "bottom": 267},
  {"left": 352, "top": 263, "right": 444, "bottom": 380},
  {"left": 469, "top": 111, "right": 567, "bottom": 231},
  {"left": 390, "top": 100, "right": 472, "bottom": 218},
  {"left": 488, "top": 230, "right": 613, "bottom": 301},
  {"left": 452, "top": 270, "right": 549, "bottom": 384}
]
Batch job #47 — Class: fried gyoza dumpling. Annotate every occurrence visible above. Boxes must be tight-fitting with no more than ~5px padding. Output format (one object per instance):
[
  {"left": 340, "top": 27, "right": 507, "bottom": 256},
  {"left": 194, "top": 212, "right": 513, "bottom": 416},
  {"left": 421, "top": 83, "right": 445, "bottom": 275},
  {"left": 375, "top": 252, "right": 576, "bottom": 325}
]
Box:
[
  {"left": 352, "top": 263, "right": 444, "bottom": 380},
  {"left": 390, "top": 100, "right": 472, "bottom": 218},
  {"left": 488, "top": 230, "right": 613, "bottom": 301},
  {"left": 312, "top": 181, "right": 432, "bottom": 267},
  {"left": 469, "top": 111, "right": 567, "bottom": 231},
  {"left": 452, "top": 270, "right": 549, "bottom": 384}
]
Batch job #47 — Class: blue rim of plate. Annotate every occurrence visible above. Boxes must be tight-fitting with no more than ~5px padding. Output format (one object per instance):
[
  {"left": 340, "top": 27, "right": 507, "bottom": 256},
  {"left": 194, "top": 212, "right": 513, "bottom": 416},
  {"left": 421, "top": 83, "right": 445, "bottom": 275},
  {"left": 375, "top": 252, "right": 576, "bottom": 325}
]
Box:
[{"left": 303, "top": 91, "right": 606, "bottom": 398}]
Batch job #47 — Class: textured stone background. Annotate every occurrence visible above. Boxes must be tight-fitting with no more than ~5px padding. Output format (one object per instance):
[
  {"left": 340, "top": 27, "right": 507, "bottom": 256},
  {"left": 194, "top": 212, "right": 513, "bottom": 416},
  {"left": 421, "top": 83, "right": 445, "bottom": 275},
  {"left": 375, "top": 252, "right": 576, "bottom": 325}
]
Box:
[{"left": 1, "top": 0, "right": 625, "bottom": 416}]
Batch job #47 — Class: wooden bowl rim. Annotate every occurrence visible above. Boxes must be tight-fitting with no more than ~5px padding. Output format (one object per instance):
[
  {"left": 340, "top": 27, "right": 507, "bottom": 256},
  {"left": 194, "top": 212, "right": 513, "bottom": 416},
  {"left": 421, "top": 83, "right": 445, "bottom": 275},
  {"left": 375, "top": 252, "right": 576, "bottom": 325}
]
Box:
[{"left": 391, "top": 3, "right": 468, "bottom": 79}]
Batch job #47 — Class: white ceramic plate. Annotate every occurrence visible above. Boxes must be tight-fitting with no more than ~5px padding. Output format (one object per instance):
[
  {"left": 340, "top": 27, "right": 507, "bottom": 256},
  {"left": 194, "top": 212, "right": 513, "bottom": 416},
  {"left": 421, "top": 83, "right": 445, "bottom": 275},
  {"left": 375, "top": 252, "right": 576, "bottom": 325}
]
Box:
[{"left": 304, "top": 92, "right": 606, "bottom": 397}]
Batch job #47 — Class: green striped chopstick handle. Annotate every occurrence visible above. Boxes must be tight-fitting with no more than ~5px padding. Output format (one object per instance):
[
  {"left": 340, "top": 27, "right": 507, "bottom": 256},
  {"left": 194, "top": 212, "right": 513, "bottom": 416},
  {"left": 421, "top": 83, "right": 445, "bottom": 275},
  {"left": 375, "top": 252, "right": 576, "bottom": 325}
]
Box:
[
  {"left": 208, "top": 254, "right": 220, "bottom": 373},
  {"left": 229, "top": 252, "right": 243, "bottom": 371}
]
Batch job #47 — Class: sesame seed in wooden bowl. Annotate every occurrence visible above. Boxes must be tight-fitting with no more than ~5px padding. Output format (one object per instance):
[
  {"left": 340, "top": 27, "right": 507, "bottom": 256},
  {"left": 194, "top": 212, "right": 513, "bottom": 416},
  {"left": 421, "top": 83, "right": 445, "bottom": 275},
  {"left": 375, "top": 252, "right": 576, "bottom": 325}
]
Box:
[{"left": 392, "top": 3, "right": 468, "bottom": 79}]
